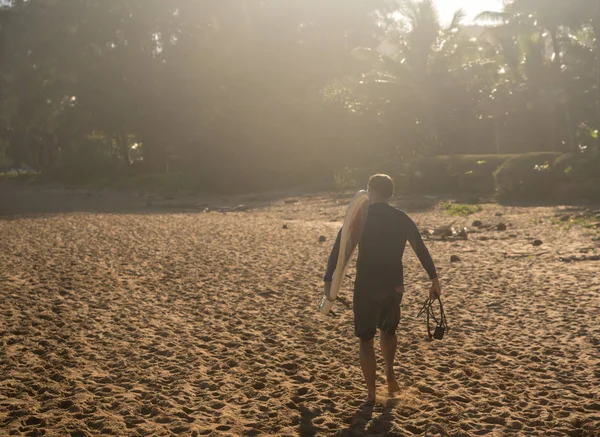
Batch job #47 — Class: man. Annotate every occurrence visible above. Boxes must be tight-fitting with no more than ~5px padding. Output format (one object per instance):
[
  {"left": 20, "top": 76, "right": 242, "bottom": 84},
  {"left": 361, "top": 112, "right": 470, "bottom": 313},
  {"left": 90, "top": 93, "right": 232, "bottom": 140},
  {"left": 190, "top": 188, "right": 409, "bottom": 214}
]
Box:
[{"left": 324, "top": 174, "right": 441, "bottom": 403}]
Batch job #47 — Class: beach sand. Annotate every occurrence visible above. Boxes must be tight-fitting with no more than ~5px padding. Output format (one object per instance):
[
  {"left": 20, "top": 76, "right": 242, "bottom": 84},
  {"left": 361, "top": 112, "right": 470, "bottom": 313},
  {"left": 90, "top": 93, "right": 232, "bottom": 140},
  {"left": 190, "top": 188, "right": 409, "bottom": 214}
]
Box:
[{"left": 1, "top": 187, "right": 599, "bottom": 436}]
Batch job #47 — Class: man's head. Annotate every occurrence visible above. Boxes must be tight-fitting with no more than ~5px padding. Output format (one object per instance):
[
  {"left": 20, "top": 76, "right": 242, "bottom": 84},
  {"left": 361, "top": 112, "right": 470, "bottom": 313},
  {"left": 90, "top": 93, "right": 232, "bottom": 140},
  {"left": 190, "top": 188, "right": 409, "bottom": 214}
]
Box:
[{"left": 367, "top": 174, "right": 394, "bottom": 203}]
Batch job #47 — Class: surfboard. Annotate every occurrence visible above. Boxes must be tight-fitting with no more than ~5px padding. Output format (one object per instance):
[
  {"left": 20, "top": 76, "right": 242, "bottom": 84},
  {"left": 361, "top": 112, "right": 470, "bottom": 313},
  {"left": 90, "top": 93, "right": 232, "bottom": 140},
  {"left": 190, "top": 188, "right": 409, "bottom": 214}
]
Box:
[{"left": 319, "top": 190, "right": 370, "bottom": 315}]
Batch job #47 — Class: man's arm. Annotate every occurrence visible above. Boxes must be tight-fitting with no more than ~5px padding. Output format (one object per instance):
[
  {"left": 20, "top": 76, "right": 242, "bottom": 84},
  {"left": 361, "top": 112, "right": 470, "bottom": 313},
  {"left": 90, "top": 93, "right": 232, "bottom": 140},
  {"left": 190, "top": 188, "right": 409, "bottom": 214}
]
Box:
[
  {"left": 406, "top": 217, "right": 437, "bottom": 280},
  {"left": 405, "top": 215, "right": 441, "bottom": 299},
  {"left": 323, "top": 228, "right": 342, "bottom": 283}
]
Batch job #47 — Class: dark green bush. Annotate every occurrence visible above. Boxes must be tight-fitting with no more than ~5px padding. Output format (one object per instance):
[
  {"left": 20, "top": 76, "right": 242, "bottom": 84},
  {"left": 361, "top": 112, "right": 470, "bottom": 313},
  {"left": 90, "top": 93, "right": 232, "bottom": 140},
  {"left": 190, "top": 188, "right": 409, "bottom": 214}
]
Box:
[
  {"left": 333, "top": 167, "right": 360, "bottom": 190},
  {"left": 407, "top": 154, "right": 515, "bottom": 194},
  {"left": 0, "top": 169, "right": 39, "bottom": 183},
  {"left": 493, "top": 152, "right": 563, "bottom": 200},
  {"left": 40, "top": 140, "right": 122, "bottom": 185},
  {"left": 553, "top": 153, "right": 600, "bottom": 200},
  {"left": 555, "top": 152, "right": 600, "bottom": 181}
]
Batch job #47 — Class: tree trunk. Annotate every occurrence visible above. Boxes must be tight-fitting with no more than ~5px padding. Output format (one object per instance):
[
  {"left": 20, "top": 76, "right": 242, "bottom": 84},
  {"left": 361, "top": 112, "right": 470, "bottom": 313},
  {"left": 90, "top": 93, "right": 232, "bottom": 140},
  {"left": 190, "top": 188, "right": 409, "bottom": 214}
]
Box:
[
  {"left": 494, "top": 117, "right": 500, "bottom": 155},
  {"left": 9, "top": 129, "right": 27, "bottom": 169},
  {"left": 551, "top": 106, "right": 557, "bottom": 152},
  {"left": 564, "top": 102, "right": 574, "bottom": 152}
]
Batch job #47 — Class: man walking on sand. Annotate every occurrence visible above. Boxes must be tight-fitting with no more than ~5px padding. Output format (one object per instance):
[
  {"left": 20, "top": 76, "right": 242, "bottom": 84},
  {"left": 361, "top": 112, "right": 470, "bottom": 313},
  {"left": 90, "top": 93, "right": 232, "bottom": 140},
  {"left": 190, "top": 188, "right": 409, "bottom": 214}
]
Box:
[{"left": 324, "top": 174, "right": 441, "bottom": 403}]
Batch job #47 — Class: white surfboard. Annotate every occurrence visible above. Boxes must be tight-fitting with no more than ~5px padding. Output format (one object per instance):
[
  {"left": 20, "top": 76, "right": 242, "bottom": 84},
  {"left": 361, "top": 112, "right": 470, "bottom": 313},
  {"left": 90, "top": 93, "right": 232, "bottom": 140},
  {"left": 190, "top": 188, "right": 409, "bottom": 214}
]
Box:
[{"left": 319, "top": 190, "right": 370, "bottom": 315}]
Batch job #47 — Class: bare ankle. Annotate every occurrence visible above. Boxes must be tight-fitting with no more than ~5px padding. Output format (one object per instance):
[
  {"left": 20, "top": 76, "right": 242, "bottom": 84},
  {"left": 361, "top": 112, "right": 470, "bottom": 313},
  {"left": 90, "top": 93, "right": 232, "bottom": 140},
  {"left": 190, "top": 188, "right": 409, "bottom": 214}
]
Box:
[{"left": 388, "top": 380, "right": 401, "bottom": 395}]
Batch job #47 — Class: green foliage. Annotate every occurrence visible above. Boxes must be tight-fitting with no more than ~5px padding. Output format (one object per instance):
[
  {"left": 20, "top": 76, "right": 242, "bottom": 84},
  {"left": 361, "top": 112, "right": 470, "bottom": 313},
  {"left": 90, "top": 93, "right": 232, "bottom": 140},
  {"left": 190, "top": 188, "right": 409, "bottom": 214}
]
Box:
[
  {"left": 0, "top": 169, "right": 39, "bottom": 183},
  {"left": 333, "top": 167, "right": 359, "bottom": 190},
  {"left": 493, "top": 152, "right": 564, "bottom": 200},
  {"left": 40, "top": 140, "right": 122, "bottom": 185},
  {"left": 555, "top": 152, "right": 600, "bottom": 181},
  {"left": 408, "top": 155, "right": 515, "bottom": 194},
  {"left": 441, "top": 201, "right": 483, "bottom": 216},
  {"left": 554, "top": 215, "right": 600, "bottom": 231},
  {"left": 0, "top": 0, "right": 599, "bottom": 195}
]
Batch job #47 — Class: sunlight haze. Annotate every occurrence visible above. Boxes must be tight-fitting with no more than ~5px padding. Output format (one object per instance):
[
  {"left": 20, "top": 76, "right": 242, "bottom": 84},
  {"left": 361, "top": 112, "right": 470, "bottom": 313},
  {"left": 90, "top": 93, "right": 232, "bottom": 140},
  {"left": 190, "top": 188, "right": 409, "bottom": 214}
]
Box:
[{"left": 2, "top": 0, "right": 600, "bottom": 435}]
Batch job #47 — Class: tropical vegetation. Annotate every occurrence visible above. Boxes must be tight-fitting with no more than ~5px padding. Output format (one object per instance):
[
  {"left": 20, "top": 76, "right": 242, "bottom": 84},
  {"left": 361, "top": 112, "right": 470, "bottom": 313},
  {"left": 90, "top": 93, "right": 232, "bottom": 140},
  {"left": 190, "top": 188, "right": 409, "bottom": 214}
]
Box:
[{"left": 0, "top": 0, "right": 598, "bottom": 197}]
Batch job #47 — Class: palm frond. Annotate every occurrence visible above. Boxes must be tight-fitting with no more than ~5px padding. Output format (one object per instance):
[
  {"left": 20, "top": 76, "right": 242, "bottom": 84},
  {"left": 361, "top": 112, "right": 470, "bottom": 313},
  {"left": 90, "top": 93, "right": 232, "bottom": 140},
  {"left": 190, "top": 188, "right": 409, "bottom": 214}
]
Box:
[
  {"left": 448, "top": 9, "right": 466, "bottom": 30},
  {"left": 475, "top": 11, "right": 509, "bottom": 23},
  {"left": 396, "top": 0, "right": 420, "bottom": 28},
  {"left": 396, "top": 0, "right": 441, "bottom": 32}
]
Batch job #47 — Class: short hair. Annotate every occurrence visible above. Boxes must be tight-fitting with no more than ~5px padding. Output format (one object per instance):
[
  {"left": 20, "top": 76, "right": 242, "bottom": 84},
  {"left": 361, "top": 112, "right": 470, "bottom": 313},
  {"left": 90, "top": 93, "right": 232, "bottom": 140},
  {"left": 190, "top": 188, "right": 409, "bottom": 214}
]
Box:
[{"left": 368, "top": 174, "right": 394, "bottom": 199}]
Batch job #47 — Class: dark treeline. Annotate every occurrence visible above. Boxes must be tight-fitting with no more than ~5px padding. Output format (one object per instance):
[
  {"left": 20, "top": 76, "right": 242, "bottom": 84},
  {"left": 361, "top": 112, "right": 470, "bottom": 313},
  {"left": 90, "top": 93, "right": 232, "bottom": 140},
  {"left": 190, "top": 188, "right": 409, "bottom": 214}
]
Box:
[{"left": 0, "top": 0, "right": 599, "bottom": 194}]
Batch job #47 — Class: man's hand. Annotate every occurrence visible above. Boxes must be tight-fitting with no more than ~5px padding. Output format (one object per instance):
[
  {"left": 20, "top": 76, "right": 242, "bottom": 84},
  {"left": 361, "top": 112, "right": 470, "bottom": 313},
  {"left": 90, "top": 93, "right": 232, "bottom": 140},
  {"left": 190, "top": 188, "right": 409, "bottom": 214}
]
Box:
[
  {"left": 429, "top": 278, "right": 441, "bottom": 300},
  {"left": 324, "top": 281, "right": 333, "bottom": 301}
]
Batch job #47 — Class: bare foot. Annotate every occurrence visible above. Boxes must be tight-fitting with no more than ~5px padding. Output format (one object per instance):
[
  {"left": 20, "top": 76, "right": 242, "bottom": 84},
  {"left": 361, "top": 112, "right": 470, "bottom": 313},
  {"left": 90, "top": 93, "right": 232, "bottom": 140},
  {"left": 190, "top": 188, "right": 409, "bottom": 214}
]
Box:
[{"left": 388, "top": 379, "right": 401, "bottom": 397}]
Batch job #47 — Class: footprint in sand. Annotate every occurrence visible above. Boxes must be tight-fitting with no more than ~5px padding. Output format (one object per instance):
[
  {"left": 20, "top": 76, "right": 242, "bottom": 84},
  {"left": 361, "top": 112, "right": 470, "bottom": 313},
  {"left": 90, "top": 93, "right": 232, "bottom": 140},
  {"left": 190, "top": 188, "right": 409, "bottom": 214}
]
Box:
[
  {"left": 171, "top": 425, "right": 191, "bottom": 434},
  {"left": 210, "top": 401, "right": 226, "bottom": 410}
]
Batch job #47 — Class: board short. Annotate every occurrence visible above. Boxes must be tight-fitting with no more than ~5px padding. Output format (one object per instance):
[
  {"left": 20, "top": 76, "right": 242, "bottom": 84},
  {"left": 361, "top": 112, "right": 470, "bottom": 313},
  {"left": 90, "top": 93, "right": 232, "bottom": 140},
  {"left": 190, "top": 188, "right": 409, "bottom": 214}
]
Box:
[{"left": 353, "top": 279, "right": 402, "bottom": 341}]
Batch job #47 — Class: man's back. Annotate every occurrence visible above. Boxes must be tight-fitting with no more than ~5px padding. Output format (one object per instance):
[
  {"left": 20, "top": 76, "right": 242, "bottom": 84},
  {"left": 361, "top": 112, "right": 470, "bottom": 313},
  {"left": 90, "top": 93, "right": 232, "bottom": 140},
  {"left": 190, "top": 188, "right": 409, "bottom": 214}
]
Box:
[
  {"left": 357, "top": 203, "right": 409, "bottom": 286},
  {"left": 325, "top": 202, "right": 437, "bottom": 288},
  {"left": 358, "top": 203, "right": 436, "bottom": 287}
]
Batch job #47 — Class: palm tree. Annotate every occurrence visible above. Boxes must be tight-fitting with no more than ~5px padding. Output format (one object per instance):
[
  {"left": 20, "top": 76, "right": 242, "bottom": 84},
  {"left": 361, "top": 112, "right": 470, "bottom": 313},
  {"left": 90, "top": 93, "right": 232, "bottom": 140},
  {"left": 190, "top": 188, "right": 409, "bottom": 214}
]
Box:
[
  {"left": 477, "top": 0, "right": 577, "bottom": 152},
  {"left": 477, "top": 0, "right": 568, "bottom": 64},
  {"left": 353, "top": 0, "right": 490, "bottom": 156}
]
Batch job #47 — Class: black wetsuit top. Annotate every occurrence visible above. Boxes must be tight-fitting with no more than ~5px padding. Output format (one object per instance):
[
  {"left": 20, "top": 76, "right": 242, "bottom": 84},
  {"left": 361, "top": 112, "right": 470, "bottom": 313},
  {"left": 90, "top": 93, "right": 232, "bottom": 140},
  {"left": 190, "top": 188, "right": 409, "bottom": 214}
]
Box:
[{"left": 324, "top": 203, "right": 437, "bottom": 288}]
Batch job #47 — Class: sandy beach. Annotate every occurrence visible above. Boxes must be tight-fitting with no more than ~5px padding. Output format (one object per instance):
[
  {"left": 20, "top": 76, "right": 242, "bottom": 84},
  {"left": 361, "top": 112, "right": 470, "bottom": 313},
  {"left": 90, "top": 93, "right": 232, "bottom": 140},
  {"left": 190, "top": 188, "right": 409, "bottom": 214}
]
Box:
[{"left": 1, "top": 187, "right": 599, "bottom": 436}]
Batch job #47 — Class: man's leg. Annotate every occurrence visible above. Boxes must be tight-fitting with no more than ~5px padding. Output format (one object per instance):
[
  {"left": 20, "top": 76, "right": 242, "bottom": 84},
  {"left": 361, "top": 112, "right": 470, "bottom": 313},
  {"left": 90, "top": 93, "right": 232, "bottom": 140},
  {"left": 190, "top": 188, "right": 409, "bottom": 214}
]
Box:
[
  {"left": 359, "top": 337, "right": 377, "bottom": 402},
  {"left": 354, "top": 287, "right": 378, "bottom": 403},
  {"left": 378, "top": 292, "right": 402, "bottom": 395},
  {"left": 381, "top": 331, "right": 401, "bottom": 395}
]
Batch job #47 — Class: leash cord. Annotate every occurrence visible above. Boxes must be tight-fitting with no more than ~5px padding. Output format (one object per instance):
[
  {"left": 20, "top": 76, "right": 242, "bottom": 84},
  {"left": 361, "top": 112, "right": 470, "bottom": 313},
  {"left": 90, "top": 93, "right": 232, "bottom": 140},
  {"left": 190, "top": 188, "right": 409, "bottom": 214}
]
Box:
[{"left": 416, "top": 296, "right": 449, "bottom": 340}]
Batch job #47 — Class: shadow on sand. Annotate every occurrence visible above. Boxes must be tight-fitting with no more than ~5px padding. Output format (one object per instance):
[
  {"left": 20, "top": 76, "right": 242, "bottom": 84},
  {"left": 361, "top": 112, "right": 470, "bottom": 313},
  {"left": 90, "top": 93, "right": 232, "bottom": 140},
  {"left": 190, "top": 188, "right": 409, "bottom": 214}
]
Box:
[
  {"left": 337, "top": 399, "right": 398, "bottom": 437},
  {"left": 0, "top": 184, "right": 448, "bottom": 218},
  {"left": 0, "top": 184, "right": 276, "bottom": 218}
]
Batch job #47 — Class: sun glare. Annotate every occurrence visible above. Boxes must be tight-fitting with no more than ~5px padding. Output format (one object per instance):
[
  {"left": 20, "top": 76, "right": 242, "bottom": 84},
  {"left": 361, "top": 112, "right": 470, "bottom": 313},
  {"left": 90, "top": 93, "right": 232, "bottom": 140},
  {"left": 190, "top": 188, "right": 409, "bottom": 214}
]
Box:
[{"left": 436, "top": 0, "right": 503, "bottom": 24}]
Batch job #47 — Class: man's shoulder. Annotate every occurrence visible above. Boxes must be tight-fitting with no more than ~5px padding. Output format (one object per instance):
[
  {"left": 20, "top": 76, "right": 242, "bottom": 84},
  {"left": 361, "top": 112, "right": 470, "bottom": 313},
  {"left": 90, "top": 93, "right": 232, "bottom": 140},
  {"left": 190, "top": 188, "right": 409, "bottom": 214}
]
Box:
[{"left": 386, "top": 205, "right": 410, "bottom": 220}]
